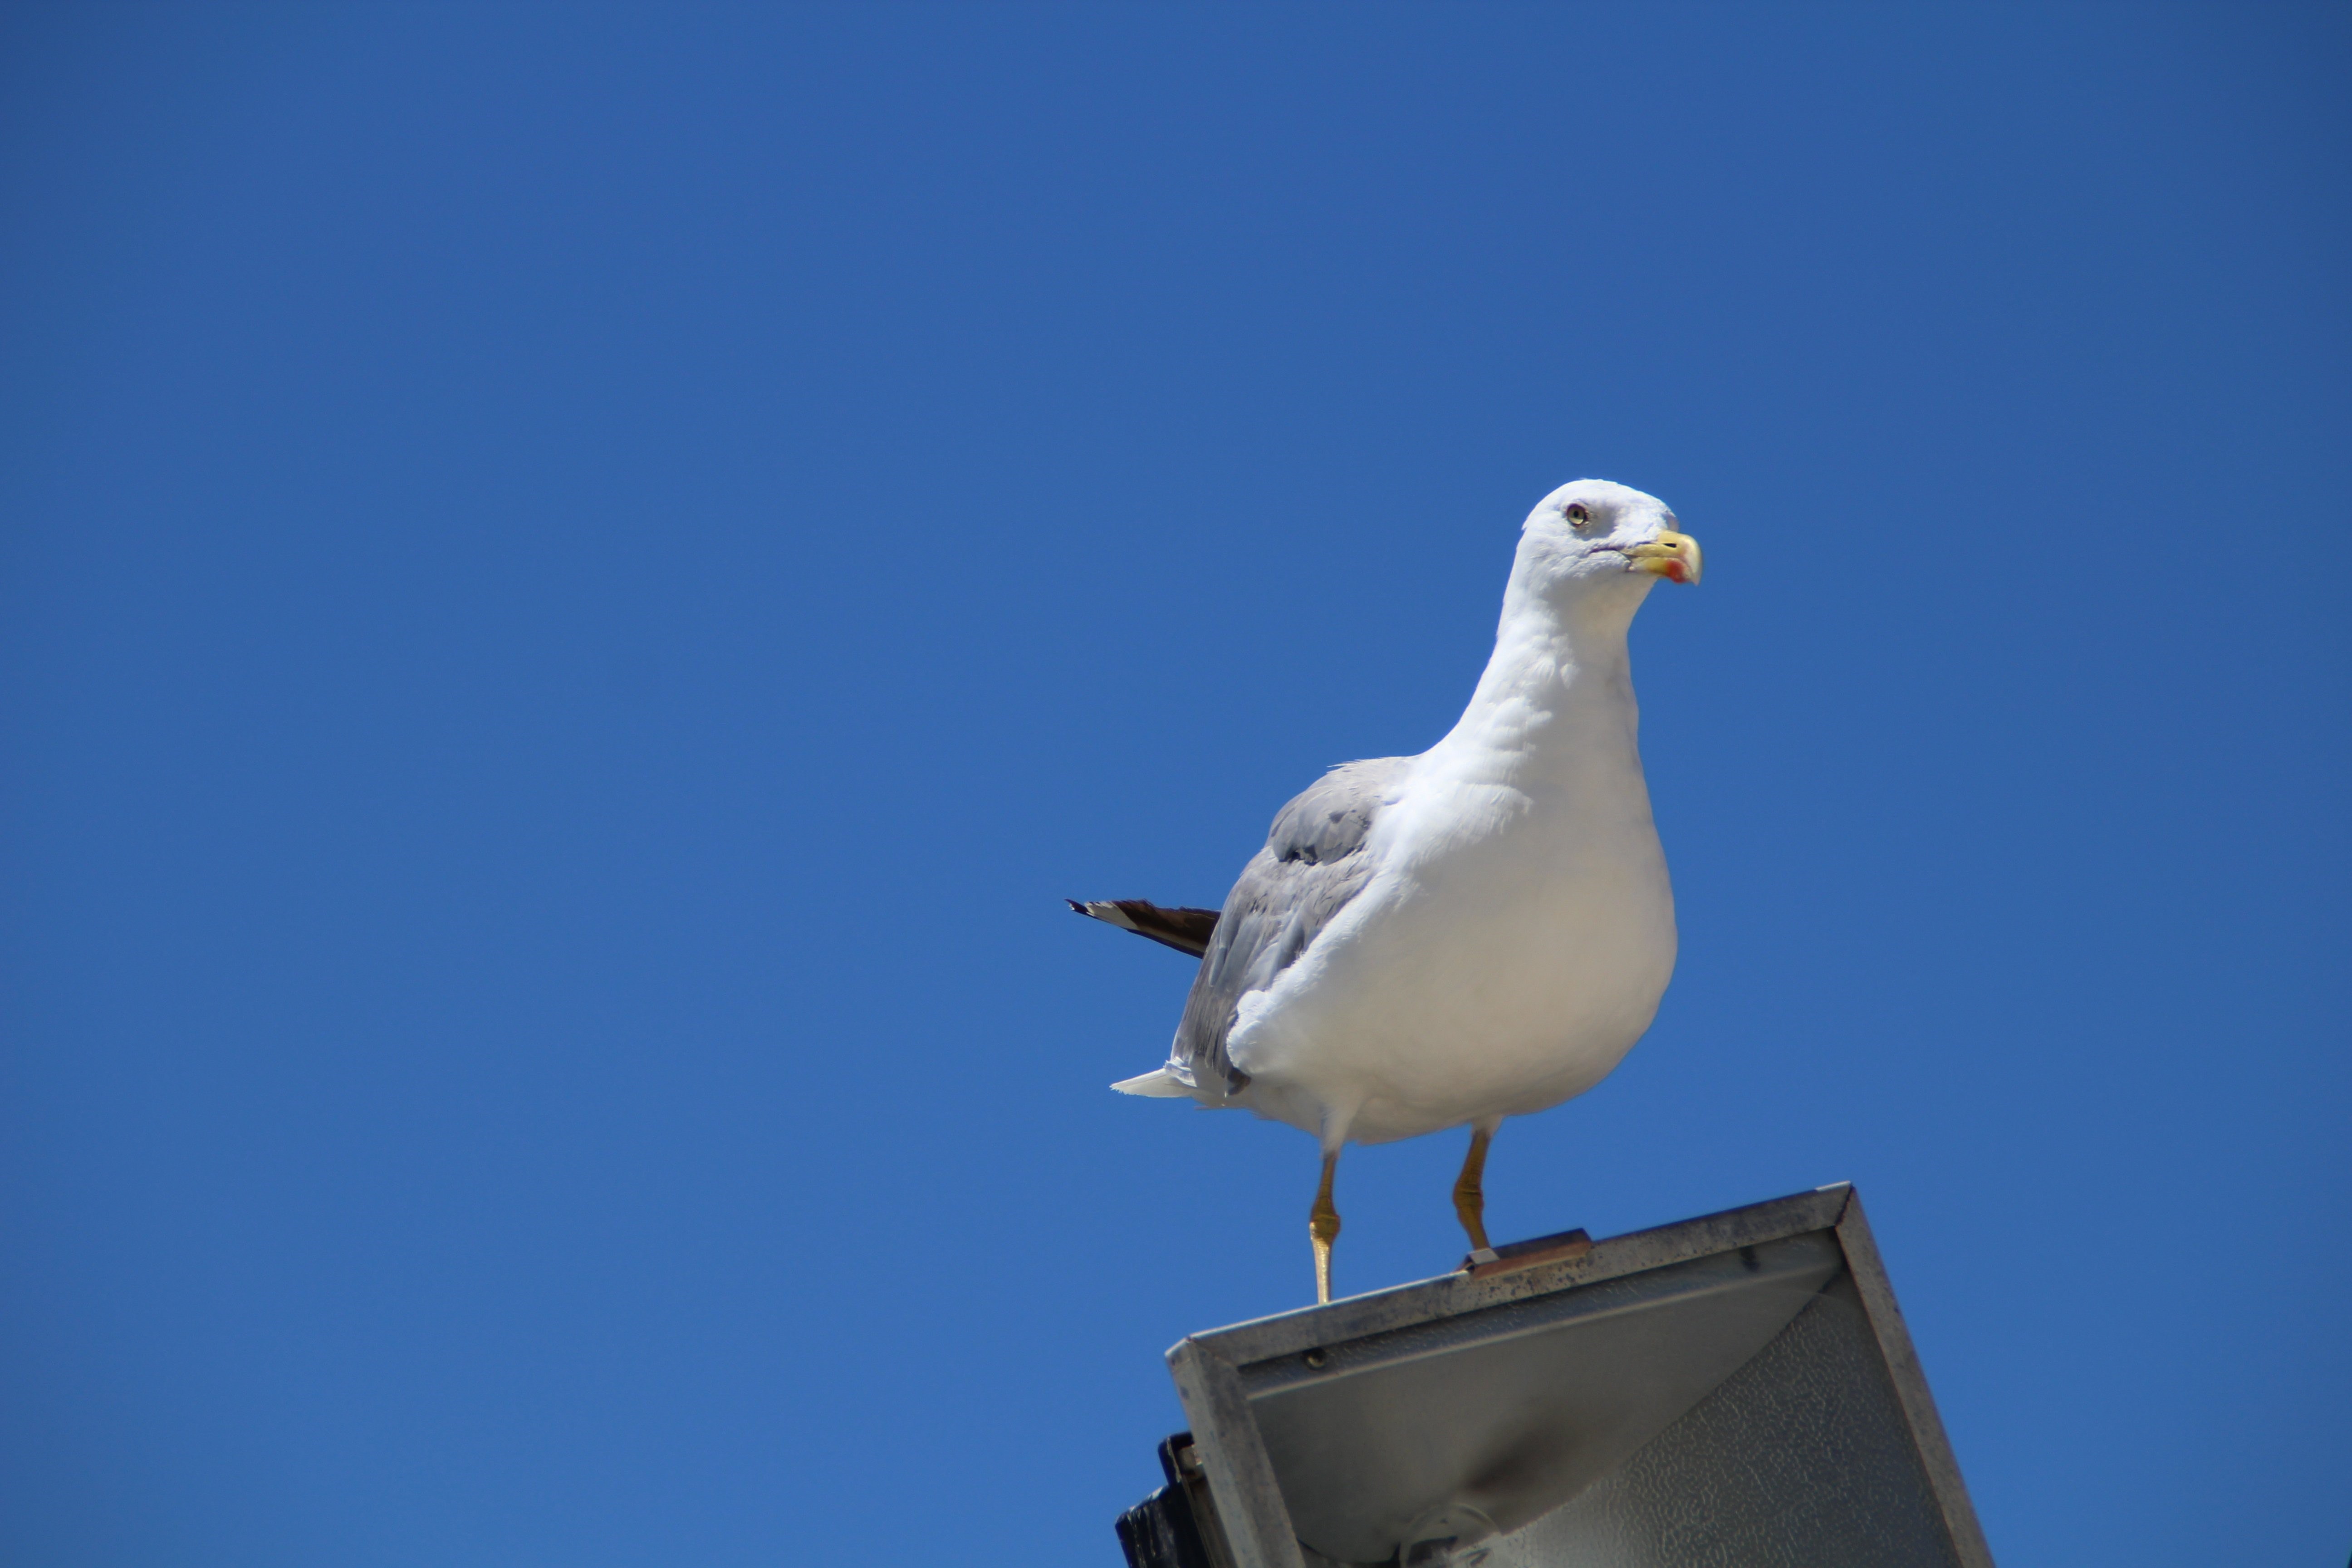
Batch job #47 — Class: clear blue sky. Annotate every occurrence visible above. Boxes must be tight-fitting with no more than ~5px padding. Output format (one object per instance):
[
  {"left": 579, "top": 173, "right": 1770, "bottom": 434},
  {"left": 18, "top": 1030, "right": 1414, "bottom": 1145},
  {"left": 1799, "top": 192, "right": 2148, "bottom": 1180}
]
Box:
[{"left": 3, "top": 5, "right": 2345, "bottom": 1565}]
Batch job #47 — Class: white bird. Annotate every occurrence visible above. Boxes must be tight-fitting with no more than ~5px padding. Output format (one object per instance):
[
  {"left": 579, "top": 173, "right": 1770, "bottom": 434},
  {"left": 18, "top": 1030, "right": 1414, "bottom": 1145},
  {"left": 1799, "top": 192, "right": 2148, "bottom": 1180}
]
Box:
[{"left": 1073, "top": 480, "right": 1701, "bottom": 1303}]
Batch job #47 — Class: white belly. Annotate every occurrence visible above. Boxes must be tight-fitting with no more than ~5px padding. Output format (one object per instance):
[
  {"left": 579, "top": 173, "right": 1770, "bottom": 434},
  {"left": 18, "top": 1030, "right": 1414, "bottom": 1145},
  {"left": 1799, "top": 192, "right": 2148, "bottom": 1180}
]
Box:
[{"left": 1226, "top": 788, "right": 1677, "bottom": 1144}]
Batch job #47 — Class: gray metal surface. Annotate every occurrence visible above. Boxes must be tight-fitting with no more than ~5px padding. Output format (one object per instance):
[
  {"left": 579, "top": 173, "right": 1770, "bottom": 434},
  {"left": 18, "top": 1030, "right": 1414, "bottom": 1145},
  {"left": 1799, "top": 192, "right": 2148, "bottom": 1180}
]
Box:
[
  {"left": 1481, "top": 1274, "right": 1959, "bottom": 1567},
  {"left": 1159, "top": 1186, "right": 1991, "bottom": 1568},
  {"left": 1245, "top": 1232, "right": 1841, "bottom": 1563}
]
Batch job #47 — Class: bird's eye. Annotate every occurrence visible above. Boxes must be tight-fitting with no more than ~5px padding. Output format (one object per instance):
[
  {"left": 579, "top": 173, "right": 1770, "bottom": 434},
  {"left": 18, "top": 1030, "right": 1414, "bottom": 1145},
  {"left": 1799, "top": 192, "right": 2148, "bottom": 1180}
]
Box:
[{"left": 1564, "top": 503, "right": 1590, "bottom": 527}]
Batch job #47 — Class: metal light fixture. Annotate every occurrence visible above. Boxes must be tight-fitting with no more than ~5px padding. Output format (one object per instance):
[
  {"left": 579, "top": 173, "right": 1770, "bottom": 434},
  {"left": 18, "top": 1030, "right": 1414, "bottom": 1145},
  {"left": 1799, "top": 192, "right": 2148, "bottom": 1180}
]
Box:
[{"left": 1119, "top": 1185, "right": 1992, "bottom": 1568}]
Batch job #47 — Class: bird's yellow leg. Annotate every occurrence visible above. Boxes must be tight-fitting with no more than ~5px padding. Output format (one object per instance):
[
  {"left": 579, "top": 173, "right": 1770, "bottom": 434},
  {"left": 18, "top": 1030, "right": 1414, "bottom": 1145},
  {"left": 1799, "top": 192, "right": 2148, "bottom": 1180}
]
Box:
[
  {"left": 1453, "top": 1125, "right": 1494, "bottom": 1253},
  {"left": 1310, "top": 1151, "right": 1342, "bottom": 1305}
]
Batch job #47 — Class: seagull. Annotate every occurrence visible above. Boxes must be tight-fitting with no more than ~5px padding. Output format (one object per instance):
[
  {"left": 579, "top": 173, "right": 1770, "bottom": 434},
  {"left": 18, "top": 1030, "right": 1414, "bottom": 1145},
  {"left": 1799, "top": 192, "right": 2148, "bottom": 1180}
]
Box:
[{"left": 1073, "top": 480, "right": 1701, "bottom": 1303}]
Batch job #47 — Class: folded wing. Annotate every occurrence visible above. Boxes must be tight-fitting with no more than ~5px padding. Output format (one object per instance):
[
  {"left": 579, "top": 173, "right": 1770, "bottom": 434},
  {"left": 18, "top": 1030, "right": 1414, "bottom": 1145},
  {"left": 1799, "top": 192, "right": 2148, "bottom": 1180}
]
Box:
[{"left": 1170, "top": 756, "right": 1408, "bottom": 1098}]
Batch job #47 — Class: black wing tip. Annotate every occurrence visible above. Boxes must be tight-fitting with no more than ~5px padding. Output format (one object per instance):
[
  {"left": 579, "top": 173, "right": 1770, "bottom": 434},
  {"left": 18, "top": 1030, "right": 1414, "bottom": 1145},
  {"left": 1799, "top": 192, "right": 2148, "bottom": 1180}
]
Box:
[{"left": 1063, "top": 897, "right": 1218, "bottom": 959}]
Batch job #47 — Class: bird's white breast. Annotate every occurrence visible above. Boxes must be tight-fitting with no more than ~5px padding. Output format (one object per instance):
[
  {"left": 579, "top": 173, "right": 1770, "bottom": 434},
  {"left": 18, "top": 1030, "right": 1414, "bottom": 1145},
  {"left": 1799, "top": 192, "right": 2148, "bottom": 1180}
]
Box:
[{"left": 1227, "top": 670, "right": 1677, "bottom": 1143}]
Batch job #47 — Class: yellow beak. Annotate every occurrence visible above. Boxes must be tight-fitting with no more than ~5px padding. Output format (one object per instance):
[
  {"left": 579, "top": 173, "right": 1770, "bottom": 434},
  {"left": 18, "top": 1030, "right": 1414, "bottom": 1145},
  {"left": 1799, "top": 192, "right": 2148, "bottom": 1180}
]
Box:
[{"left": 1626, "top": 529, "right": 1702, "bottom": 585}]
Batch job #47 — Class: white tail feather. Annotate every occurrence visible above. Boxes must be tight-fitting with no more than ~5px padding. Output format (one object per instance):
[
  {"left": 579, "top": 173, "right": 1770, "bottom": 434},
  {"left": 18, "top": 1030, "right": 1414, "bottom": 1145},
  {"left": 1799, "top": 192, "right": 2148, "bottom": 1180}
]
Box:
[{"left": 1111, "top": 1066, "right": 1195, "bottom": 1098}]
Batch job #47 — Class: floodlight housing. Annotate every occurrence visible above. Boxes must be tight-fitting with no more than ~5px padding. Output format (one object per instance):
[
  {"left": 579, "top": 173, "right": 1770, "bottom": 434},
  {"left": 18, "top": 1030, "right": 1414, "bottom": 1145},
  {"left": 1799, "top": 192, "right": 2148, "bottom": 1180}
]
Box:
[{"left": 1117, "top": 1184, "right": 1991, "bottom": 1568}]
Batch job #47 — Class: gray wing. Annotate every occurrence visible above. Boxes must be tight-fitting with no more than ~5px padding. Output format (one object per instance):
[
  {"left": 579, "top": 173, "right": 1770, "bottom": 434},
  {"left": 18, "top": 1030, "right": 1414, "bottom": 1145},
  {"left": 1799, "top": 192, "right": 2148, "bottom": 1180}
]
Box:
[{"left": 1172, "top": 755, "right": 1409, "bottom": 1097}]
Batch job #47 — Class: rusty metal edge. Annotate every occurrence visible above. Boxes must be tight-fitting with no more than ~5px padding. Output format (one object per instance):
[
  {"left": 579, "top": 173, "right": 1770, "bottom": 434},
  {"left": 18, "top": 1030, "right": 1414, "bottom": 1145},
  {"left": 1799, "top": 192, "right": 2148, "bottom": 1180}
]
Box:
[
  {"left": 1831, "top": 1189, "right": 1998, "bottom": 1568},
  {"left": 1166, "top": 1338, "right": 1307, "bottom": 1568},
  {"left": 1179, "top": 1184, "right": 1853, "bottom": 1372}
]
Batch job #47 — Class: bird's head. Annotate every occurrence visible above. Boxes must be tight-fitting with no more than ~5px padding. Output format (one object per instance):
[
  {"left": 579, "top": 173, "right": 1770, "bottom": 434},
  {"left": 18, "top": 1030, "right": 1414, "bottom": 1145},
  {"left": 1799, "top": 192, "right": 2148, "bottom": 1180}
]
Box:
[{"left": 1518, "top": 479, "right": 1703, "bottom": 596}]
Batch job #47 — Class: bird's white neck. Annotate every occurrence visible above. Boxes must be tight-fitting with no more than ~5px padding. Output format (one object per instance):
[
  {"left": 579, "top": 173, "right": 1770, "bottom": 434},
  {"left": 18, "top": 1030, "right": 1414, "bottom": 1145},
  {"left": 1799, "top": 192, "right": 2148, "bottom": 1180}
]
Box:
[{"left": 1425, "top": 570, "right": 1653, "bottom": 794}]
